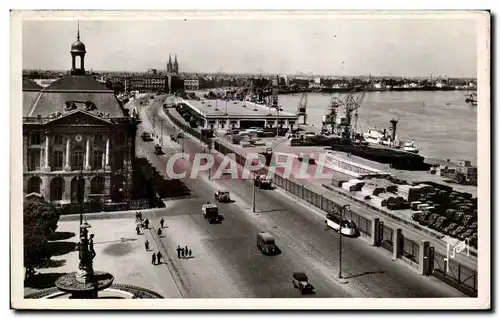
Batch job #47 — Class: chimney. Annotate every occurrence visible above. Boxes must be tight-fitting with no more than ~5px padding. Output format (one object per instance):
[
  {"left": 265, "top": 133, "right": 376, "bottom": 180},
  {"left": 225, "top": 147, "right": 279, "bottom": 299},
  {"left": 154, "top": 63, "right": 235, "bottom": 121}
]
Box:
[{"left": 390, "top": 118, "right": 398, "bottom": 142}]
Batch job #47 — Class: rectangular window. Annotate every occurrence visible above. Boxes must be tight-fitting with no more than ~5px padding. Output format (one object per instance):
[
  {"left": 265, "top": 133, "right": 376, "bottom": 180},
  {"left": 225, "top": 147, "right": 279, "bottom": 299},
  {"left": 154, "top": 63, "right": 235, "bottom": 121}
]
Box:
[
  {"left": 93, "top": 150, "right": 103, "bottom": 170},
  {"left": 54, "top": 134, "right": 63, "bottom": 145},
  {"left": 52, "top": 150, "right": 63, "bottom": 169},
  {"left": 28, "top": 150, "right": 40, "bottom": 171},
  {"left": 30, "top": 133, "right": 41, "bottom": 145},
  {"left": 94, "top": 133, "right": 103, "bottom": 143},
  {"left": 72, "top": 151, "right": 84, "bottom": 170},
  {"left": 114, "top": 152, "right": 124, "bottom": 170},
  {"left": 115, "top": 131, "right": 125, "bottom": 145}
]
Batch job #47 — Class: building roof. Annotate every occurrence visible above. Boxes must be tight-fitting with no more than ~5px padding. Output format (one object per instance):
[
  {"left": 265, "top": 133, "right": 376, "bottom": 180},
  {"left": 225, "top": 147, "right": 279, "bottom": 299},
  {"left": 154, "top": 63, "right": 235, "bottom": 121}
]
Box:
[
  {"left": 23, "top": 75, "right": 125, "bottom": 118},
  {"left": 44, "top": 75, "right": 112, "bottom": 92},
  {"left": 71, "top": 40, "right": 86, "bottom": 53},
  {"left": 22, "top": 79, "right": 43, "bottom": 91}
]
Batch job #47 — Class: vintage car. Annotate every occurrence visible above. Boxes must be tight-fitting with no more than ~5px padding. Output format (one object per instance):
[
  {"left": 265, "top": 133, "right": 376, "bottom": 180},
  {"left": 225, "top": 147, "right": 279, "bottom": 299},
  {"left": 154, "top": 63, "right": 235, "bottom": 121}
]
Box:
[
  {"left": 141, "top": 132, "right": 153, "bottom": 141},
  {"left": 214, "top": 190, "right": 231, "bottom": 203},
  {"left": 257, "top": 232, "right": 278, "bottom": 255},
  {"left": 292, "top": 272, "right": 314, "bottom": 295},
  {"left": 154, "top": 144, "right": 163, "bottom": 155}
]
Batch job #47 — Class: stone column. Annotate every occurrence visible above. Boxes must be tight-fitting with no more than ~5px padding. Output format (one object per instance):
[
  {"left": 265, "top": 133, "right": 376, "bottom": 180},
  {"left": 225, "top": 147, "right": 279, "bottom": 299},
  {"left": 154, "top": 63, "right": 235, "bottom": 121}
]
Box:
[
  {"left": 42, "top": 175, "right": 51, "bottom": 201},
  {"left": 371, "top": 218, "right": 380, "bottom": 246},
  {"left": 393, "top": 228, "right": 403, "bottom": 260},
  {"left": 419, "top": 241, "right": 431, "bottom": 275},
  {"left": 62, "top": 176, "right": 72, "bottom": 202},
  {"left": 84, "top": 138, "right": 91, "bottom": 171},
  {"left": 23, "top": 135, "right": 28, "bottom": 172},
  {"left": 42, "top": 134, "right": 50, "bottom": 172},
  {"left": 105, "top": 138, "right": 110, "bottom": 170},
  {"left": 64, "top": 138, "right": 71, "bottom": 171},
  {"left": 84, "top": 176, "right": 91, "bottom": 203},
  {"left": 104, "top": 174, "right": 111, "bottom": 202}
]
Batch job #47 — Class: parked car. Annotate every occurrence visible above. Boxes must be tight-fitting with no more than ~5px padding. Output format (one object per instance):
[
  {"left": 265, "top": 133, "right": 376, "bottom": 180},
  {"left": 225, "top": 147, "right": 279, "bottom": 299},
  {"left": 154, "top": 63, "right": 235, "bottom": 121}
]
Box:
[
  {"left": 467, "top": 221, "right": 478, "bottom": 231},
  {"left": 432, "top": 216, "right": 450, "bottom": 231},
  {"left": 469, "top": 233, "right": 478, "bottom": 248},
  {"left": 461, "top": 215, "right": 475, "bottom": 227},
  {"left": 443, "top": 223, "right": 459, "bottom": 235},
  {"left": 417, "top": 211, "right": 431, "bottom": 226},
  {"left": 450, "top": 226, "right": 466, "bottom": 238},
  {"left": 458, "top": 228, "right": 475, "bottom": 242},
  {"left": 452, "top": 211, "right": 465, "bottom": 224},
  {"left": 426, "top": 213, "right": 440, "bottom": 228},
  {"left": 141, "top": 132, "right": 153, "bottom": 141},
  {"left": 292, "top": 272, "right": 314, "bottom": 295}
]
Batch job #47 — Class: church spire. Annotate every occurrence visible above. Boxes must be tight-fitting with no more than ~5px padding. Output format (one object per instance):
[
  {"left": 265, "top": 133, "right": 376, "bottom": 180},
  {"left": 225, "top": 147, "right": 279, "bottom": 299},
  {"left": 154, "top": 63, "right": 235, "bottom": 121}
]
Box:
[
  {"left": 174, "top": 54, "right": 178, "bottom": 64},
  {"left": 77, "top": 20, "right": 80, "bottom": 41}
]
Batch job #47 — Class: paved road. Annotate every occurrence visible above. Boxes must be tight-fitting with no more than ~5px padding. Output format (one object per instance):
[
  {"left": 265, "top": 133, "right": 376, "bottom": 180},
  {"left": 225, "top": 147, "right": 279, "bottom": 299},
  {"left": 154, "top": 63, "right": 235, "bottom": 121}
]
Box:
[{"left": 134, "top": 97, "right": 465, "bottom": 298}]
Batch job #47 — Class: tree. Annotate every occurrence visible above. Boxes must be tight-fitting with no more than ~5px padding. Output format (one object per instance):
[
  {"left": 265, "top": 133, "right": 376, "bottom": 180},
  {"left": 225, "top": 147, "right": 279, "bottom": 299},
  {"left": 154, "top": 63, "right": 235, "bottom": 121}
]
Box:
[
  {"left": 23, "top": 197, "right": 59, "bottom": 279},
  {"left": 24, "top": 226, "right": 51, "bottom": 279},
  {"left": 23, "top": 196, "right": 60, "bottom": 236}
]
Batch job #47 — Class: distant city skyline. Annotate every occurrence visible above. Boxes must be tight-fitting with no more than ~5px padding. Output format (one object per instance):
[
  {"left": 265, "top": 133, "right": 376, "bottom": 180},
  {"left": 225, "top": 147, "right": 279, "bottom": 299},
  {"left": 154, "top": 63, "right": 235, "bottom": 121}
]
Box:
[{"left": 23, "top": 16, "right": 478, "bottom": 78}]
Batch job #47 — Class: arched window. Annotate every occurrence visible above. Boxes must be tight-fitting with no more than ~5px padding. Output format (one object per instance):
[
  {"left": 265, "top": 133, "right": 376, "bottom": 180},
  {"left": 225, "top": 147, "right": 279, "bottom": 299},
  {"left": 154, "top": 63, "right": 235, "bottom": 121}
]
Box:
[
  {"left": 90, "top": 176, "right": 105, "bottom": 194},
  {"left": 70, "top": 176, "right": 85, "bottom": 203},
  {"left": 27, "top": 176, "right": 42, "bottom": 194},
  {"left": 52, "top": 150, "right": 63, "bottom": 170},
  {"left": 93, "top": 149, "right": 104, "bottom": 170},
  {"left": 50, "top": 177, "right": 65, "bottom": 202},
  {"left": 72, "top": 146, "right": 84, "bottom": 170}
]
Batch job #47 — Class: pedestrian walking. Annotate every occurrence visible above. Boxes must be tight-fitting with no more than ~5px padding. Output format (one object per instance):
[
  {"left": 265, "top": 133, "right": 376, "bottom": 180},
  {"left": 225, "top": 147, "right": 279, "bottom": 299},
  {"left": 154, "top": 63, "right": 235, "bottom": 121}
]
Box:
[
  {"left": 184, "top": 245, "right": 188, "bottom": 256},
  {"left": 151, "top": 252, "right": 156, "bottom": 265},
  {"left": 181, "top": 247, "right": 185, "bottom": 258},
  {"left": 145, "top": 240, "right": 149, "bottom": 251},
  {"left": 157, "top": 228, "right": 162, "bottom": 236},
  {"left": 188, "top": 249, "right": 192, "bottom": 258},
  {"left": 160, "top": 218, "right": 165, "bottom": 229},
  {"left": 176, "top": 245, "right": 181, "bottom": 259},
  {"left": 157, "top": 251, "right": 162, "bottom": 264},
  {"left": 144, "top": 218, "right": 150, "bottom": 229},
  {"left": 136, "top": 225, "right": 140, "bottom": 235}
]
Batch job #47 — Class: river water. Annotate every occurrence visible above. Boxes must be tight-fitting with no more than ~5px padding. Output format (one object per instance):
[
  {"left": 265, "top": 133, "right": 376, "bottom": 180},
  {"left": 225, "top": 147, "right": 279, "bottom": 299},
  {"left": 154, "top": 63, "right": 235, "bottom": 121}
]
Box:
[{"left": 279, "top": 91, "right": 477, "bottom": 165}]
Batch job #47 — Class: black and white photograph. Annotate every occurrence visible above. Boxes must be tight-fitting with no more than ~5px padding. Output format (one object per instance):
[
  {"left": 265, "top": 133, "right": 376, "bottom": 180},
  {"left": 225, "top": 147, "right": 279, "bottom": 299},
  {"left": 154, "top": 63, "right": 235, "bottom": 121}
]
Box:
[{"left": 10, "top": 10, "right": 490, "bottom": 309}]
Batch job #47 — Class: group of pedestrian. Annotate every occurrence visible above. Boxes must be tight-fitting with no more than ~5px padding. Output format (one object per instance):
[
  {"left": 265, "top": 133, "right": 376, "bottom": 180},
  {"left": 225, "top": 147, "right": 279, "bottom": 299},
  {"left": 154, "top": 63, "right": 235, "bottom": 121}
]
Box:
[
  {"left": 151, "top": 251, "right": 163, "bottom": 265},
  {"left": 176, "top": 245, "right": 192, "bottom": 259}
]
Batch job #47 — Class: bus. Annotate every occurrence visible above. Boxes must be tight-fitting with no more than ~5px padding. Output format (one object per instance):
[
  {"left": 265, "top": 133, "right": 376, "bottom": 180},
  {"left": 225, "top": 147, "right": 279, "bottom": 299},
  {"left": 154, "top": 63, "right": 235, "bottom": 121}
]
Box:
[{"left": 325, "top": 213, "right": 358, "bottom": 237}]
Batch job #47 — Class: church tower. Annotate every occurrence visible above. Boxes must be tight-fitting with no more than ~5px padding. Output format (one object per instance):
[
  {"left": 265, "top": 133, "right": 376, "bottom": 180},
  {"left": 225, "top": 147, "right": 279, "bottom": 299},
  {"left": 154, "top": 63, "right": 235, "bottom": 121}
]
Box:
[
  {"left": 70, "top": 22, "right": 86, "bottom": 75},
  {"left": 167, "top": 54, "right": 173, "bottom": 73},
  {"left": 173, "top": 54, "right": 179, "bottom": 74}
]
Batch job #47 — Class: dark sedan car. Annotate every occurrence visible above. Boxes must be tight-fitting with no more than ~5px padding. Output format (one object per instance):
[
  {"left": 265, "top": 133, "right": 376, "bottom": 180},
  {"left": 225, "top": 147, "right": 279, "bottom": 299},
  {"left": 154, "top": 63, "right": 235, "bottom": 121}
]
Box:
[
  {"left": 450, "top": 226, "right": 466, "bottom": 238},
  {"left": 443, "top": 223, "right": 459, "bottom": 235},
  {"left": 458, "top": 228, "right": 475, "bottom": 242}
]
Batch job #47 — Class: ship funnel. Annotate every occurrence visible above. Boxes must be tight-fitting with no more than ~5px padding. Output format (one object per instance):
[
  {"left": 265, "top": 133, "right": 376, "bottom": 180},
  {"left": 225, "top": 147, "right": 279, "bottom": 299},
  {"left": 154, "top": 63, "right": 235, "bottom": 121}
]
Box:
[{"left": 389, "top": 118, "right": 398, "bottom": 142}]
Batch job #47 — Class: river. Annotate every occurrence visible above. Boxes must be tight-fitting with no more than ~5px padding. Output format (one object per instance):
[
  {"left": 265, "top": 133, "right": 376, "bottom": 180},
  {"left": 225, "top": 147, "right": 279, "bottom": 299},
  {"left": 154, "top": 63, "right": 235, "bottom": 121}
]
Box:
[{"left": 278, "top": 91, "right": 477, "bottom": 165}]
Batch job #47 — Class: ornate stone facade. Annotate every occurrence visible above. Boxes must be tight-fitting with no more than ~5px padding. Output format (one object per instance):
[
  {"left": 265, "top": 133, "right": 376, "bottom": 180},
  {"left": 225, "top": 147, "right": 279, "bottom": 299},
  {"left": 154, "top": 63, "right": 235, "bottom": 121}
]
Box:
[{"left": 22, "top": 28, "right": 136, "bottom": 207}]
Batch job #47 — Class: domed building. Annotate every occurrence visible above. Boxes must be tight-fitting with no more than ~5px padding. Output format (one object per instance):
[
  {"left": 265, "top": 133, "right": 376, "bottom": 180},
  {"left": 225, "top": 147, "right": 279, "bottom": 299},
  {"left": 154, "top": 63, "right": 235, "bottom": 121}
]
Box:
[{"left": 22, "top": 26, "right": 137, "bottom": 210}]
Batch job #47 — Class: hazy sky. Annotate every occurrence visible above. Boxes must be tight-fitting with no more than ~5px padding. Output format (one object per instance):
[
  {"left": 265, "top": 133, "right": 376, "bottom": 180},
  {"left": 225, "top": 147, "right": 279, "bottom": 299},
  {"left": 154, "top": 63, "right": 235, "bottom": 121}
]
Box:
[{"left": 22, "top": 17, "right": 478, "bottom": 77}]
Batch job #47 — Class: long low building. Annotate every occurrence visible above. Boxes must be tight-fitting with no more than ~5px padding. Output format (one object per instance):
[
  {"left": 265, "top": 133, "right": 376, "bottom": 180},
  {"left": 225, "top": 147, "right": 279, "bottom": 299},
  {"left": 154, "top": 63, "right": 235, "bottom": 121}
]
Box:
[{"left": 175, "top": 97, "right": 299, "bottom": 130}]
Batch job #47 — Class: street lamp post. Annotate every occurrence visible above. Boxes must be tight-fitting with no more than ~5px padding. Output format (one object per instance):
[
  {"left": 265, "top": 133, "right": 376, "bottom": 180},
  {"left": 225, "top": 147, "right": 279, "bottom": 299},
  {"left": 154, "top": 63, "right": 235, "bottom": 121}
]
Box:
[
  {"left": 252, "top": 173, "right": 256, "bottom": 213},
  {"left": 78, "top": 169, "right": 84, "bottom": 226},
  {"left": 208, "top": 138, "right": 212, "bottom": 179},
  {"left": 338, "top": 204, "right": 350, "bottom": 279}
]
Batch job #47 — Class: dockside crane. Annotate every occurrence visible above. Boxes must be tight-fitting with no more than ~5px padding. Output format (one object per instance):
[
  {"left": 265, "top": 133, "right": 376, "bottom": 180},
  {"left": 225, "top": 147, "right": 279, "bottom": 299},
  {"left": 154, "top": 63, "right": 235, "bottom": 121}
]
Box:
[
  {"left": 296, "top": 92, "right": 308, "bottom": 125},
  {"left": 322, "top": 95, "right": 344, "bottom": 135}
]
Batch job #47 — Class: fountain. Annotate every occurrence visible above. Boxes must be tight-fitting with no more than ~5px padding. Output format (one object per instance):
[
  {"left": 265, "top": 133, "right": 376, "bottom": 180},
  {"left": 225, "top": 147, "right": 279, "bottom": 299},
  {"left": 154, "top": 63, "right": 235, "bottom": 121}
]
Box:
[
  {"left": 54, "top": 221, "right": 114, "bottom": 299},
  {"left": 24, "top": 218, "right": 164, "bottom": 300}
]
